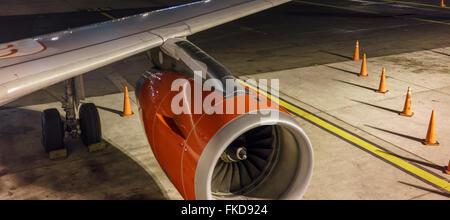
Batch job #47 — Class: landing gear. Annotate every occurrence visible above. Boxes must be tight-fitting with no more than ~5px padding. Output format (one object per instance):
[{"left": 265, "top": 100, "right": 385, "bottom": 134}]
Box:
[
  {"left": 79, "top": 103, "right": 102, "bottom": 146},
  {"left": 40, "top": 76, "right": 103, "bottom": 158},
  {"left": 41, "top": 108, "right": 64, "bottom": 152}
]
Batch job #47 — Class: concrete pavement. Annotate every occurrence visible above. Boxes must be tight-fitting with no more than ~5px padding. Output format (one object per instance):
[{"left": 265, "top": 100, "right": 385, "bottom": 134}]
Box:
[
  {"left": 0, "top": 0, "right": 449, "bottom": 200},
  {"left": 243, "top": 47, "right": 450, "bottom": 167},
  {"left": 0, "top": 93, "right": 182, "bottom": 200},
  {"left": 241, "top": 46, "right": 450, "bottom": 199},
  {"left": 1, "top": 47, "right": 449, "bottom": 200}
]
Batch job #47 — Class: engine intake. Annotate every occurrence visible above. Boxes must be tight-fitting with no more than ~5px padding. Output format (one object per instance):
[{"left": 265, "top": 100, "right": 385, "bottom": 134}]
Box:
[{"left": 195, "top": 111, "right": 313, "bottom": 200}]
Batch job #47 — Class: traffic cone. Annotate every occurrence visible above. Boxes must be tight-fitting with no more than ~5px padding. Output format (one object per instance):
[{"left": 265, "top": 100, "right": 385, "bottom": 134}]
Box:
[
  {"left": 359, "top": 53, "right": 368, "bottom": 77},
  {"left": 445, "top": 160, "right": 450, "bottom": 174},
  {"left": 376, "top": 67, "right": 388, "bottom": 93},
  {"left": 441, "top": 0, "right": 446, "bottom": 7},
  {"left": 123, "top": 86, "right": 134, "bottom": 117},
  {"left": 399, "top": 87, "right": 414, "bottom": 117},
  {"left": 423, "top": 110, "right": 439, "bottom": 146},
  {"left": 353, "top": 41, "right": 360, "bottom": 61}
]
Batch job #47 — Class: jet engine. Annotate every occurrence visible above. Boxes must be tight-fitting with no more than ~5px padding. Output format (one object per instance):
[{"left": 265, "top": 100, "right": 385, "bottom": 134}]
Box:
[{"left": 135, "top": 39, "right": 313, "bottom": 200}]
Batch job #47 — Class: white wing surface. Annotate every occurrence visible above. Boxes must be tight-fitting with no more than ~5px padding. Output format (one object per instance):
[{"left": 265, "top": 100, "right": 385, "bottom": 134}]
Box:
[{"left": 0, "top": 0, "right": 289, "bottom": 106}]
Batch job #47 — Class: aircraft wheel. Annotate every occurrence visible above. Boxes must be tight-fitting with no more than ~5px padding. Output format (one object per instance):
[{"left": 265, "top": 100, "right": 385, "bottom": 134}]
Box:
[
  {"left": 79, "top": 103, "right": 102, "bottom": 146},
  {"left": 41, "top": 108, "right": 65, "bottom": 152}
]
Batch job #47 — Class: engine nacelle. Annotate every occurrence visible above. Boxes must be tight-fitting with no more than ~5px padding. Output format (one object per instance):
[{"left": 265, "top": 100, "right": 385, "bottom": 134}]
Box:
[{"left": 135, "top": 39, "right": 314, "bottom": 200}]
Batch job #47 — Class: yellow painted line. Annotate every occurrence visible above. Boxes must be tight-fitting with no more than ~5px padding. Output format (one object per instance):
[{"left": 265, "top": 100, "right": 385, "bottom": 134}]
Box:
[
  {"left": 413, "top": 18, "right": 450, "bottom": 25},
  {"left": 294, "top": 0, "right": 450, "bottom": 26},
  {"left": 379, "top": 0, "right": 448, "bottom": 9},
  {"left": 293, "top": 0, "right": 379, "bottom": 14},
  {"left": 101, "top": 12, "right": 117, "bottom": 20},
  {"left": 238, "top": 79, "right": 450, "bottom": 192}
]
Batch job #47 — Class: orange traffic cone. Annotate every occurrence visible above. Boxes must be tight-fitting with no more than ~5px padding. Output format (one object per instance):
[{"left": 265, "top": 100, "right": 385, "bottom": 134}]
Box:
[
  {"left": 359, "top": 53, "right": 368, "bottom": 77},
  {"left": 423, "top": 110, "right": 439, "bottom": 146},
  {"left": 376, "top": 67, "right": 388, "bottom": 93},
  {"left": 353, "top": 41, "right": 360, "bottom": 61},
  {"left": 123, "top": 86, "right": 134, "bottom": 117},
  {"left": 441, "top": 0, "right": 446, "bottom": 7},
  {"left": 444, "top": 161, "right": 450, "bottom": 174},
  {"left": 399, "top": 87, "right": 414, "bottom": 117},
  {"left": 445, "top": 160, "right": 450, "bottom": 174}
]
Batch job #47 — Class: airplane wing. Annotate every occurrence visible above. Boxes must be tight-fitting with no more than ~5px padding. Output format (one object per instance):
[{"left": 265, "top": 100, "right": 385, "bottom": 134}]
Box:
[{"left": 0, "top": 0, "right": 290, "bottom": 106}]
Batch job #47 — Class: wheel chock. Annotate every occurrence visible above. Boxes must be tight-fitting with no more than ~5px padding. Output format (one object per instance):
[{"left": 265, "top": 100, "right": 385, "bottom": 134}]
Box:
[
  {"left": 88, "top": 142, "right": 107, "bottom": 153},
  {"left": 49, "top": 148, "right": 68, "bottom": 160}
]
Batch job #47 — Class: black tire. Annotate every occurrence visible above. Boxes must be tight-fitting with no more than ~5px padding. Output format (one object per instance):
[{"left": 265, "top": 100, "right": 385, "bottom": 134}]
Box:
[
  {"left": 79, "top": 103, "right": 102, "bottom": 146},
  {"left": 41, "top": 108, "right": 65, "bottom": 152}
]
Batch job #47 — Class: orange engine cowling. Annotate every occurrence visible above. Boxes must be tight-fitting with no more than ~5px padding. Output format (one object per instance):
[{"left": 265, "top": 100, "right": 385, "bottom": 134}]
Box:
[{"left": 135, "top": 69, "right": 313, "bottom": 200}]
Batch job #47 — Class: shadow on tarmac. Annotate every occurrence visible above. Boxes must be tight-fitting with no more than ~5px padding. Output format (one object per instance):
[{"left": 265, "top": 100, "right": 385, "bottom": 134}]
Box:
[
  {"left": 398, "top": 181, "right": 450, "bottom": 198},
  {"left": 352, "top": 99, "right": 401, "bottom": 114},
  {"left": 0, "top": 107, "right": 165, "bottom": 200},
  {"left": 334, "top": 79, "right": 375, "bottom": 91},
  {"left": 365, "top": 124, "right": 423, "bottom": 143},
  {"left": 327, "top": 66, "right": 359, "bottom": 76}
]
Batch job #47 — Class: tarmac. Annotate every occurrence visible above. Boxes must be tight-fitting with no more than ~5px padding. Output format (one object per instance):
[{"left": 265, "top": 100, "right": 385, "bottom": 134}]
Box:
[
  {"left": 1, "top": 46, "right": 449, "bottom": 200},
  {"left": 241, "top": 46, "right": 450, "bottom": 199},
  {"left": 0, "top": 0, "right": 449, "bottom": 199}
]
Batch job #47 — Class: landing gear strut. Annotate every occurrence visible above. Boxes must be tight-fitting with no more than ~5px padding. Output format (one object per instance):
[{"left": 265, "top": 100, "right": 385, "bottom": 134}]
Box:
[
  {"left": 62, "top": 78, "right": 81, "bottom": 139},
  {"left": 41, "top": 76, "right": 103, "bottom": 159}
]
